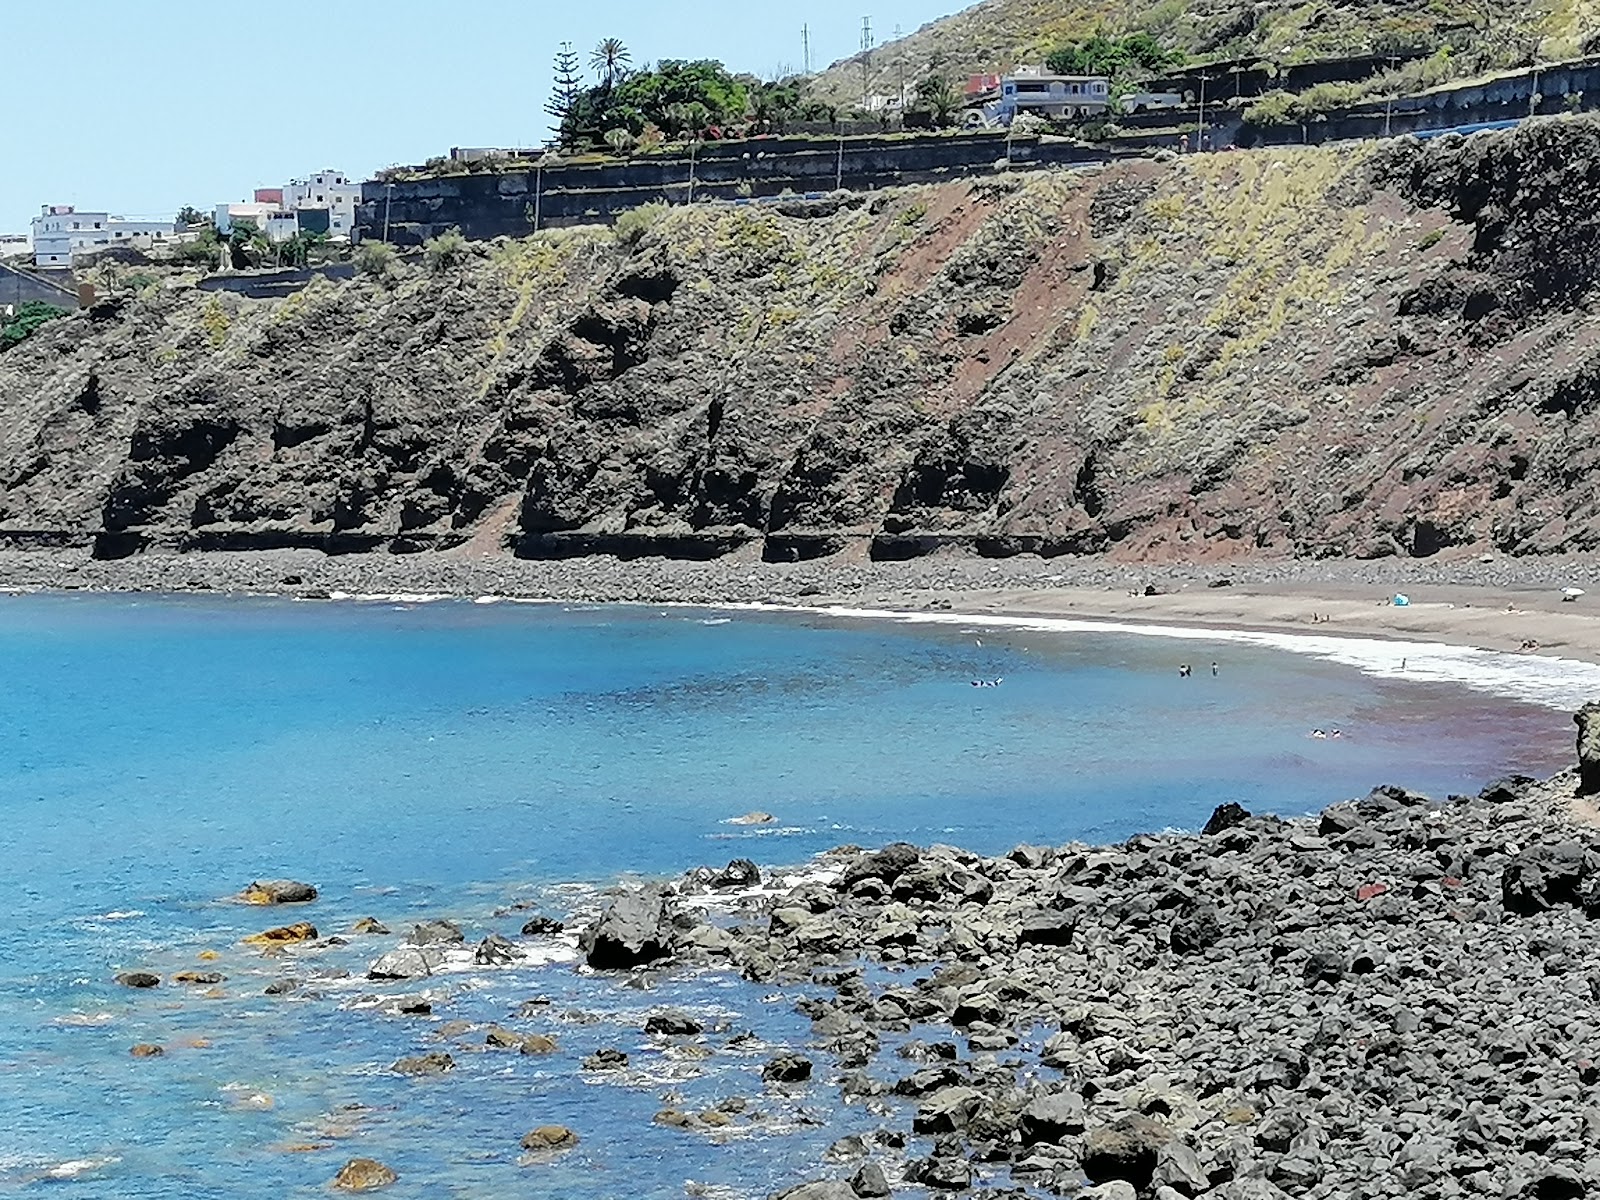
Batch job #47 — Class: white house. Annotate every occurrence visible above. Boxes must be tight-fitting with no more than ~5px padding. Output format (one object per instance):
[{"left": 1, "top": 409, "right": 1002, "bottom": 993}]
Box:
[
  {"left": 31, "top": 206, "right": 178, "bottom": 267},
  {"left": 0, "top": 232, "right": 30, "bottom": 258},
  {"left": 997, "top": 69, "right": 1112, "bottom": 122},
  {"left": 282, "top": 169, "right": 359, "bottom": 239}
]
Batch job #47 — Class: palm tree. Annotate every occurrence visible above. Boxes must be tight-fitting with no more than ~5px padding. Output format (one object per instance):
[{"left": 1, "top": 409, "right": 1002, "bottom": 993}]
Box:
[{"left": 592, "top": 38, "right": 631, "bottom": 88}]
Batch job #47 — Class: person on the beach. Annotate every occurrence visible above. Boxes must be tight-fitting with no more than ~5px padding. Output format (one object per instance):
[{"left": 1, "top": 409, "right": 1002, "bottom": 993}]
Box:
[
  {"left": 1211, "top": 662, "right": 1219, "bottom": 676},
  {"left": 1179, "top": 664, "right": 1192, "bottom": 677}
]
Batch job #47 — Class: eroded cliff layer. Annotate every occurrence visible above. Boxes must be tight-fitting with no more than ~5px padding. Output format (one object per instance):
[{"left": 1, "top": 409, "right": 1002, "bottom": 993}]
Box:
[{"left": 3, "top": 119, "right": 1598, "bottom": 563}]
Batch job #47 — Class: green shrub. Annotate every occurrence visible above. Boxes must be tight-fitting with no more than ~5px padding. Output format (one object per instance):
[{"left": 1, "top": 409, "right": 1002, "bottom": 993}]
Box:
[
  {"left": 422, "top": 228, "right": 470, "bottom": 272},
  {"left": 1, "top": 301, "right": 71, "bottom": 352},
  {"left": 1242, "top": 90, "right": 1303, "bottom": 126},
  {"left": 899, "top": 202, "right": 928, "bottom": 226},
  {"left": 613, "top": 202, "right": 670, "bottom": 247},
  {"left": 355, "top": 241, "right": 398, "bottom": 279},
  {"left": 1417, "top": 228, "right": 1445, "bottom": 251}
]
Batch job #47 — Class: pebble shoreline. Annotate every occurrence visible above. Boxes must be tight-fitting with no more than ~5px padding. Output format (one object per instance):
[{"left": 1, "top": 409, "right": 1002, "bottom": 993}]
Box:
[
  {"left": 0, "top": 547, "right": 1595, "bottom": 607},
  {"left": 638, "top": 763, "right": 1600, "bottom": 1199}
]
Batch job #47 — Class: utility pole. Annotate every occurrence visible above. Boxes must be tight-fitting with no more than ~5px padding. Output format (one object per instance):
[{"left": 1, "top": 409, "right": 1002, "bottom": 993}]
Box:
[
  {"left": 1383, "top": 55, "right": 1397, "bottom": 138},
  {"left": 382, "top": 183, "right": 394, "bottom": 242},
  {"left": 1196, "top": 73, "right": 1210, "bottom": 151},
  {"left": 802, "top": 25, "right": 811, "bottom": 75},
  {"left": 836, "top": 134, "right": 845, "bottom": 190},
  {"left": 861, "top": 16, "right": 873, "bottom": 108},
  {"left": 895, "top": 24, "right": 905, "bottom": 108}
]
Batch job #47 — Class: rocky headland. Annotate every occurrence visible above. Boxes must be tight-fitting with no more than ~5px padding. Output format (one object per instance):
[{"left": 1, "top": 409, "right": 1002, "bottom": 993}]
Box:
[{"left": 3, "top": 119, "right": 1600, "bottom": 566}]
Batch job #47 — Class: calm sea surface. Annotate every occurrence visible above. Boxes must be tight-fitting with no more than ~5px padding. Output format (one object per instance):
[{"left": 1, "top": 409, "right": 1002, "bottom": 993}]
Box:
[{"left": 0, "top": 594, "right": 1573, "bottom": 1196}]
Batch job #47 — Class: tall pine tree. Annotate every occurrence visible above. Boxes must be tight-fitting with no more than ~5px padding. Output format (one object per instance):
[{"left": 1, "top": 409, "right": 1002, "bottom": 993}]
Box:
[{"left": 546, "top": 42, "right": 584, "bottom": 149}]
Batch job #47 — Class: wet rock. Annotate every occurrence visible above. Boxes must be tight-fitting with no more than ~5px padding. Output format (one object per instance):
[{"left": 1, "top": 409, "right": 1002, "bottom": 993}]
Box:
[
  {"left": 130, "top": 1043, "right": 164, "bottom": 1057},
  {"left": 172, "top": 970, "right": 225, "bottom": 985},
  {"left": 762, "top": 1052, "right": 814, "bottom": 1083},
  {"left": 393, "top": 1051, "right": 455, "bottom": 1076},
  {"left": 580, "top": 886, "right": 672, "bottom": 969},
  {"left": 241, "top": 879, "right": 317, "bottom": 905},
  {"left": 582, "top": 1048, "right": 629, "bottom": 1070},
  {"left": 712, "top": 858, "right": 762, "bottom": 888},
  {"left": 474, "top": 933, "right": 518, "bottom": 965},
  {"left": 242, "top": 921, "right": 317, "bottom": 947},
  {"left": 367, "top": 945, "right": 445, "bottom": 980},
  {"left": 485, "top": 1026, "right": 557, "bottom": 1053},
  {"left": 520, "top": 1125, "right": 579, "bottom": 1153},
  {"left": 352, "top": 917, "right": 389, "bottom": 935},
  {"left": 1480, "top": 774, "right": 1539, "bottom": 804},
  {"left": 905, "top": 1155, "right": 973, "bottom": 1190},
  {"left": 521, "top": 915, "right": 564, "bottom": 936},
  {"left": 264, "top": 978, "right": 300, "bottom": 996},
  {"left": 332, "top": 1158, "right": 397, "bottom": 1191},
  {"left": 115, "top": 971, "right": 160, "bottom": 988},
  {"left": 914, "top": 1086, "right": 984, "bottom": 1134},
  {"left": 407, "top": 919, "right": 464, "bottom": 945},
  {"left": 645, "top": 1008, "right": 704, "bottom": 1036}
]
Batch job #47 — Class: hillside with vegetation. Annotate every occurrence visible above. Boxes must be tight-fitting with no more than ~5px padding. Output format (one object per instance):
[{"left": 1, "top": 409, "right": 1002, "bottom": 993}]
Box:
[
  {"left": 1, "top": 119, "right": 1598, "bottom": 561},
  {"left": 809, "top": 0, "right": 1600, "bottom": 106}
]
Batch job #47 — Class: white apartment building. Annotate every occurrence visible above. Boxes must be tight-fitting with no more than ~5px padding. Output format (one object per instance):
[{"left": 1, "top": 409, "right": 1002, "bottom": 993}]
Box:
[
  {"left": 0, "top": 232, "right": 30, "bottom": 258},
  {"left": 31, "top": 206, "right": 178, "bottom": 267},
  {"left": 997, "top": 69, "right": 1112, "bottom": 121},
  {"left": 282, "top": 169, "right": 358, "bottom": 239}
]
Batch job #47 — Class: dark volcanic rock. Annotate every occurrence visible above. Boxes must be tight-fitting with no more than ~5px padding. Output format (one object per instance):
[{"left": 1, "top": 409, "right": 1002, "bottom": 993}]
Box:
[
  {"left": 474, "top": 933, "right": 518, "bottom": 965},
  {"left": 1081, "top": 1117, "right": 1171, "bottom": 1188},
  {"left": 1017, "top": 910, "right": 1075, "bottom": 946},
  {"left": 841, "top": 843, "right": 921, "bottom": 889},
  {"left": 762, "top": 1052, "right": 814, "bottom": 1083},
  {"left": 644, "top": 1008, "right": 704, "bottom": 1036},
  {"left": 407, "top": 919, "right": 464, "bottom": 946},
  {"left": 1502, "top": 842, "right": 1594, "bottom": 915},
  {"left": 243, "top": 879, "right": 318, "bottom": 904},
  {"left": 712, "top": 858, "right": 762, "bottom": 888},
  {"left": 580, "top": 886, "right": 672, "bottom": 969},
  {"left": 115, "top": 971, "right": 160, "bottom": 989},
  {"left": 392, "top": 1051, "right": 455, "bottom": 1076},
  {"left": 1578, "top": 704, "right": 1600, "bottom": 796},
  {"left": 1202, "top": 802, "right": 1250, "bottom": 835},
  {"left": 521, "top": 915, "right": 565, "bottom": 935}
]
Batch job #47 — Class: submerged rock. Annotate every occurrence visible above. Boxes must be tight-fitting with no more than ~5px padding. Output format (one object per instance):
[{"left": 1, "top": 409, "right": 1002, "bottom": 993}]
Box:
[
  {"left": 240, "top": 879, "right": 317, "bottom": 905},
  {"left": 115, "top": 971, "right": 160, "bottom": 989},
  {"left": 520, "top": 1125, "right": 580, "bottom": 1154},
  {"left": 242, "top": 921, "right": 317, "bottom": 947},
  {"left": 644, "top": 1008, "right": 704, "bottom": 1036},
  {"left": 392, "top": 1051, "right": 454, "bottom": 1076},
  {"left": 332, "top": 1158, "right": 397, "bottom": 1191},
  {"left": 130, "top": 1043, "right": 164, "bottom": 1058}
]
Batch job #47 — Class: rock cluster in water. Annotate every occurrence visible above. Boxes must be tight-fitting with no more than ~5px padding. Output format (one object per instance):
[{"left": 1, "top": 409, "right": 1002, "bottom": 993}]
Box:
[{"left": 580, "top": 768, "right": 1600, "bottom": 1198}]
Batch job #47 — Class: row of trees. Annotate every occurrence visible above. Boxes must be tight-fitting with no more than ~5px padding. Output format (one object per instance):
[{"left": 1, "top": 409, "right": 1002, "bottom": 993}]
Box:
[
  {"left": 545, "top": 40, "right": 843, "bottom": 151},
  {"left": 1045, "top": 32, "right": 1187, "bottom": 79}
]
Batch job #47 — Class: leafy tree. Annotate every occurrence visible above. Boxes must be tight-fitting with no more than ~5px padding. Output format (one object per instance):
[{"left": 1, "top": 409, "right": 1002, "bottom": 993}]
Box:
[
  {"left": 1046, "top": 32, "right": 1185, "bottom": 77},
  {"left": 0, "top": 301, "right": 70, "bottom": 352},
  {"left": 225, "top": 219, "right": 270, "bottom": 270},
  {"left": 547, "top": 42, "right": 586, "bottom": 149},
  {"left": 591, "top": 38, "right": 632, "bottom": 87},
  {"left": 914, "top": 74, "right": 963, "bottom": 127},
  {"left": 613, "top": 60, "right": 747, "bottom": 132},
  {"left": 176, "top": 205, "right": 208, "bottom": 229},
  {"left": 604, "top": 127, "right": 638, "bottom": 155}
]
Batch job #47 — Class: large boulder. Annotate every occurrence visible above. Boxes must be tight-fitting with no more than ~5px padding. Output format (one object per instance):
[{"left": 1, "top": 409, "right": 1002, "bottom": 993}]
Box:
[
  {"left": 1081, "top": 1117, "right": 1172, "bottom": 1188},
  {"left": 1020, "top": 1091, "right": 1087, "bottom": 1145},
  {"left": 520, "top": 1125, "right": 579, "bottom": 1153},
  {"left": 392, "top": 1051, "right": 454, "bottom": 1076},
  {"left": 1579, "top": 703, "right": 1600, "bottom": 795},
  {"left": 1502, "top": 841, "right": 1595, "bottom": 915},
  {"left": 1018, "top": 910, "right": 1075, "bottom": 946},
  {"left": 579, "top": 886, "right": 672, "bottom": 969},
  {"left": 115, "top": 971, "right": 161, "bottom": 989},
  {"left": 1202, "top": 802, "right": 1250, "bottom": 835},
  {"left": 407, "top": 919, "right": 464, "bottom": 946},
  {"left": 241, "top": 879, "right": 318, "bottom": 904},
  {"left": 840, "top": 843, "right": 920, "bottom": 890},
  {"left": 367, "top": 945, "right": 445, "bottom": 980},
  {"left": 474, "top": 933, "right": 517, "bottom": 965},
  {"left": 644, "top": 1008, "right": 703, "bottom": 1036},
  {"left": 913, "top": 1086, "right": 984, "bottom": 1134},
  {"left": 773, "top": 1182, "right": 859, "bottom": 1200},
  {"left": 762, "top": 1052, "right": 814, "bottom": 1083},
  {"left": 712, "top": 858, "right": 762, "bottom": 889},
  {"left": 242, "top": 921, "right": 317, "bottom": 947}
]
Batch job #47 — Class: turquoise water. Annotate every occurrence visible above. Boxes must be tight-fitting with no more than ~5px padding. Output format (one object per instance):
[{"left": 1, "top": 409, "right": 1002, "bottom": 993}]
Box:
[{"left": 0, "top": 594, "right": 1572, "bottom": 1196}]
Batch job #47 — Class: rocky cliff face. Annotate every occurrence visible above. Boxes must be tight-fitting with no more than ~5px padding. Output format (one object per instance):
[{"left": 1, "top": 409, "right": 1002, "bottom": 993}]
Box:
[{"left": 3, "top": 119, "right": 1599, "bottom": 563}]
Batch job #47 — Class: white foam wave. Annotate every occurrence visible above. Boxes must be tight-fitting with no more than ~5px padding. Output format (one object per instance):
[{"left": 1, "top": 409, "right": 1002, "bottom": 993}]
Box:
[
  {"left": 97, "top": 910, "right": 145, "bottom": 921},
  {"left": 41, "top": 1156, "right": 121, "bottom": 1179},
  {"left": 729, "top": 603, "right": 1600, "bottom": 712}
]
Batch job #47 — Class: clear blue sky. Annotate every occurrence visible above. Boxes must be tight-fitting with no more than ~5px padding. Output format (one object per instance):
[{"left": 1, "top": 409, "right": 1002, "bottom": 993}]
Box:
[{"left": 2, "top": 0, "right": 956, "bottom": 233}]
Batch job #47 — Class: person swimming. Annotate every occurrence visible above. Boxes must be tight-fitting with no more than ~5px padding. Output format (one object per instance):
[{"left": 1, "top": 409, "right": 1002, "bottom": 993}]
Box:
[{"left": 1311, "top": 728, "right": 1328, "bottom": 739}]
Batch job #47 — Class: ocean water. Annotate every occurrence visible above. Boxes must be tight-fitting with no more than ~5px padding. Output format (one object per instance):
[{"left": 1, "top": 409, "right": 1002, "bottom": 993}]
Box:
[{"left": 0, "top": 593, "right": 1579, "bottom": 1197}]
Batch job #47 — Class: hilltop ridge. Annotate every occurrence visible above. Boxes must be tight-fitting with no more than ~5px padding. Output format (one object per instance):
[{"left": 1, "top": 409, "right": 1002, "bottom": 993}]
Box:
[{"left": 808, "top": 0, "right": 1600, "bottom": 106}]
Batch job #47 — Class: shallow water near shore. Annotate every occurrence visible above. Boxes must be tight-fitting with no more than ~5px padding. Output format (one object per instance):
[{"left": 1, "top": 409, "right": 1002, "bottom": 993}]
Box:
[{"left": 0, "top": 593, "right": 1575, "bottom": 1196}]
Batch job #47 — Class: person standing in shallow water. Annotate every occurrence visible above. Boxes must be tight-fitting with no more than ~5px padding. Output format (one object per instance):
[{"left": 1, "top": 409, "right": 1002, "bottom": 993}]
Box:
[
  {"left": 1179, "top": 664, "right": 1192, "bottom": 677},
  {"left": 1211, "top": 662, "right": 1219, "bottom": 676}
]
